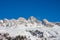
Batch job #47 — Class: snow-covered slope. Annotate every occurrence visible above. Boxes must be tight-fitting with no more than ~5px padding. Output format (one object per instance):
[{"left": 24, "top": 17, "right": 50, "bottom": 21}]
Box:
[{"left": 0, "top": 16, "right": 60, "bottom": 40}]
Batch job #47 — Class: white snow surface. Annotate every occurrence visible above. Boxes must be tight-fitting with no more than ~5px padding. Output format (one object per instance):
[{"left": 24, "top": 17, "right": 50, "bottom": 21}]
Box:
[{"left": 0, "top": 16, "right": 60, "bottom": 40}]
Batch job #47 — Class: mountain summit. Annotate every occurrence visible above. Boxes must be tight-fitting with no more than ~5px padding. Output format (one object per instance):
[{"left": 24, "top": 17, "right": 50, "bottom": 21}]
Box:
[
  {"left": 0, "top": 16, "right": 59, "bottom": 27},
  {"left": 0, "top": 16, "right": 60, "bottom": 40}
]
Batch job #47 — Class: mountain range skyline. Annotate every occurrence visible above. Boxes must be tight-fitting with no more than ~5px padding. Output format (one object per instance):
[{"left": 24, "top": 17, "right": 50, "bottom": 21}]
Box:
[{"left": 0, "top": 0, "right": 60, "bottom": 22}]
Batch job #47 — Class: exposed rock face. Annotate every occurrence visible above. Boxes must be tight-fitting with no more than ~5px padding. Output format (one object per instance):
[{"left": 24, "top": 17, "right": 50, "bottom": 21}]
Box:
[
  {"left": 54, "top": 22, "right": 60, "bottom": 26},
  {"left": 0, "top": 20, "right": 3, "bottom": 27},
  {"left": 9, "top": 19, "right": 17, "bottom": 27},
  {"left": 17, "top": 17, "right": 27, "bottom": 24},
  {"left": 0, "top": 16, "right": 59, "bottom": 27},
  {"left": 28, "top": 16, "right": 42, "bottom": 26},
  {"left": 28, "top": 30, "right": 43, "bottom": 38},
  {"left": 0, "top": 33, "right": 27, "bottom": 40},
  {"left": 17, "top": 17, "right": 28, "bottom": 27},
  {"left": 42, "top": 19, "right": 54, "bottom": 27},
  {"left": 3, "top": 18, "right": 10, "bottom": 27},
  {"left": 0, "top": 16, "right": 60, "bottom": 40}
]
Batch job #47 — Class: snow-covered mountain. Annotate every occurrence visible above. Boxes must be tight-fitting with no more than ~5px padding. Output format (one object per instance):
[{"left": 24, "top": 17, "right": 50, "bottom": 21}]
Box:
[{"left": 0, "top": 16, "right": 60, "bottom": 40}]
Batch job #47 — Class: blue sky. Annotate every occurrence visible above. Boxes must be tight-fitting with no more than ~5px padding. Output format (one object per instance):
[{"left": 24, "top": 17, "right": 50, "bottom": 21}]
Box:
[{"left": 0, "top": 0, "right": 60, "bottom": 22}]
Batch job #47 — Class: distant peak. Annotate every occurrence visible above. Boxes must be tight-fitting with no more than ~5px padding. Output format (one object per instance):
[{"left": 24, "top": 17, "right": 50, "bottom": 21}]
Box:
[{"left": 43, "top": 19, "right": 48, "bottom": 23}]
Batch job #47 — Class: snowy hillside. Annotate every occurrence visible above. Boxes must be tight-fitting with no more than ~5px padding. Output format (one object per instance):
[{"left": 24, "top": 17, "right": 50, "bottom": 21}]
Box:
[{"left": 0, "top": 16, "right": 60, "bottom": 40}]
